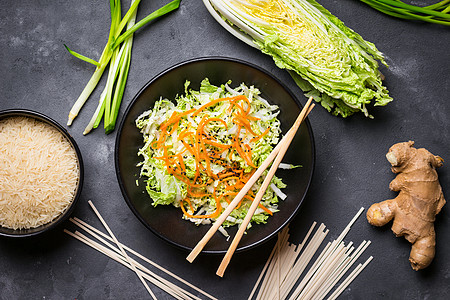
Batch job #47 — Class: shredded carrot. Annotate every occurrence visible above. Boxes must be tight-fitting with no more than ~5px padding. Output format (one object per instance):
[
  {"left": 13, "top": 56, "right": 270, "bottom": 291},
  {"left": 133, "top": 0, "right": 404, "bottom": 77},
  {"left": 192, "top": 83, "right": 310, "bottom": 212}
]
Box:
[
  {"left": 177, "top": 154, "right": 186, "bottom": 172},
  {"left": 230, "top": 94, "right": 251, "bottom": 114},
  {"left": 187, "top": 190, "right": 209, "bottom": 198},
  {"left": 178, "top": 128, "right": 193, "bottom": 140},
  {"left": 203, "top": 117, "right": 228, "bottom": 128},
  {"left": 192, "top": 95, "right": 247, "bottom": 116},
  {"left": 218, "top": 171, "right": 240, "bottom": 179},
  {"left": 203, "top": 139, "right": 230, "bottom": 149},
  {"left": 180, "top": 197, "right": 222, "bottom": 219},
  {"left": 250, "top": 127, "right": 270, "bottom": 143},
  {"left": 246, "top": 115, "right": 260, "bottom": 121},
  {"left": 233, "top": 115, "right": 258, "bottom": 136},
  {"left": 160, "top": 109, "right": 195, "bottom": 130},
  {"left": 258, "top": 203, "right": 273, "bottom": 215},
  {"left": 234, "top": 140, "right": 257, "bottom": 168},
  {"left": 181, "top": 198, "right": 195, "bottom": 214},
  {"left": 168, "top": 122, "right": 179, "bottom": 135},
  {"left": 160, "top": 111, "right": 178, "bottom": 130},
  {"left": 149, "top": 93, "right": 279, "bottom": 221},
  {"left": 230, "top": 101, "right": 246, "bottom": 115},
  {"left": 244, "top": 144, "right": 253, "bottom": 162},
  {"left": 221, "top": 176, "right": 241, "bottom": 183}
]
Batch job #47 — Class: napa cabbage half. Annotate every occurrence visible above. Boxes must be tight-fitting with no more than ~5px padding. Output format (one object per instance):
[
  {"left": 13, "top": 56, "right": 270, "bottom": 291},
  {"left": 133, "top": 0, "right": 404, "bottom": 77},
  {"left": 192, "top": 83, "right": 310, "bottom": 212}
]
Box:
[{"left": 210, "top": 0, "right": 392, "bottom": 117}]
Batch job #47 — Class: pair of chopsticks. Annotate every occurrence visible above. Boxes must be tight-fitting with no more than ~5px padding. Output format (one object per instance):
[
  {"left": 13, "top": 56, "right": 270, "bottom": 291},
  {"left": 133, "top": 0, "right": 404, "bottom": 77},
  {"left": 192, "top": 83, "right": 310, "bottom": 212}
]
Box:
[{"left": 186, "top": 97, "right": 315, "bottom": 277}]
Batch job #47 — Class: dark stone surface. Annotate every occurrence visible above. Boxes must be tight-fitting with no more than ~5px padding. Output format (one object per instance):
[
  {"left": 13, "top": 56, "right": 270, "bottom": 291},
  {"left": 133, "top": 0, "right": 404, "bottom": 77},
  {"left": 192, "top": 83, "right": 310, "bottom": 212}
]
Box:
[{"left": 1, "top": 0, "right": 449, "bottom": 299}]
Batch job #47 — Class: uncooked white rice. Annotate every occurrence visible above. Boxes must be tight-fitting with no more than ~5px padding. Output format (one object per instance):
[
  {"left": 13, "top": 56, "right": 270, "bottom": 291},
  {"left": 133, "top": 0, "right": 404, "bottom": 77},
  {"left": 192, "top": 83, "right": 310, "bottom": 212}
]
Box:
[{"left": 0, "top": 116, "right": 79, "bottom": 230}]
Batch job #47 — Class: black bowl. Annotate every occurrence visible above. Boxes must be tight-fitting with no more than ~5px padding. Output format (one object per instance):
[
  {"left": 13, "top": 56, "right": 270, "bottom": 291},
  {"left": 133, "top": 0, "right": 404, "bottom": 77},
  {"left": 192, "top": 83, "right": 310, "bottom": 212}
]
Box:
[
  {"left": 0, "top": 109, "right": 84, "bottom": 237},
  {"left": 115, "top": 57, "right": 315, "bottom": 254}
]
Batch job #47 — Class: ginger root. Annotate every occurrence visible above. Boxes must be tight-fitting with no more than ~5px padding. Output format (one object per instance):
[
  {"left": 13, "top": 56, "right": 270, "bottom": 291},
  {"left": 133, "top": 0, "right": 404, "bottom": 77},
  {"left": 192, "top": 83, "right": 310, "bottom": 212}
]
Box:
[{"left": 367, "top": 141, "right": 446, "bottom": 270}]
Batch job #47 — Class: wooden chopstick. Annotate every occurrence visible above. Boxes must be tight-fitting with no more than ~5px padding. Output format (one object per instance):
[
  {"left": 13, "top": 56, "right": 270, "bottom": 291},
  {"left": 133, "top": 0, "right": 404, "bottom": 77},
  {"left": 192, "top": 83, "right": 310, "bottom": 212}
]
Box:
[
  {"left": 187, "top": 129, "right": 287, "bottom": 262},
  {"left": 186, "top": 97, "right": 314, "bottom": 265},
  {"left": 87, "top": 200, "right": 157, "bottom": 299},
  {"left": 216, "top": 98, "right": 314, "bottom": 277}
]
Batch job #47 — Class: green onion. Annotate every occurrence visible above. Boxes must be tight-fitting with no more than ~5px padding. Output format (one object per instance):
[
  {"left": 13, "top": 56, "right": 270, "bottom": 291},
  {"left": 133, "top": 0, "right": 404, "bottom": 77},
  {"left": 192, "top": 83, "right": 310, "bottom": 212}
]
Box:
[
  {"left": 66, "top": 0, "right": 182, "bottom": 134},
  {"left": 112, "top": 0, "right": 183, "bottom": 48},
  {"left": 63, "top": 45, "right": 101, "bottom": 67},
  {"left": 359, "top": 0, "right": 450, "bottom": 26}
]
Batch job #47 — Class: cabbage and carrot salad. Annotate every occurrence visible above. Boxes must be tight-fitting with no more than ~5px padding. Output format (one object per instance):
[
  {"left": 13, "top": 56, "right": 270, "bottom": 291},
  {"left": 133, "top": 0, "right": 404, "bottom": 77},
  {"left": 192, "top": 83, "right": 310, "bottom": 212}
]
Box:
[{"left": 136, "top": 79, "right": 288, "bottom": 234}]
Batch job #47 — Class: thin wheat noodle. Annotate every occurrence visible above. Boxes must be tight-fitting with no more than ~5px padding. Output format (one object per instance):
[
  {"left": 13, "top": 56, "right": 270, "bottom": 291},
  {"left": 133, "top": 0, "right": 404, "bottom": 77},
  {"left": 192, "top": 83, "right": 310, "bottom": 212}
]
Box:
[
  {"left": 66, "top": 230, "right": 190, "bottom": 300},
  {"left": 249, "top": 208, "right": 372, "bottom": 300},
  {"left": 327, "top": 256, "right": 373, "bottom": 300},
  {"left": 71, "top": 227, "right": 199, "bottom": 300},
  {"left": 70, "top": 217, "right": 217, "bottom": 300}
]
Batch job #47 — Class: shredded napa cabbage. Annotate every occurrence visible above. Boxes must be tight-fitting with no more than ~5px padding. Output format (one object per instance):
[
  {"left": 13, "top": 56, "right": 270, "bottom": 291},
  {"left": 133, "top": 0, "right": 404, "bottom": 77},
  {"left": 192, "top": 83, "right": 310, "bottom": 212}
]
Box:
[{"left": 136, "top": 79, "right": 289, "bottom": 231}]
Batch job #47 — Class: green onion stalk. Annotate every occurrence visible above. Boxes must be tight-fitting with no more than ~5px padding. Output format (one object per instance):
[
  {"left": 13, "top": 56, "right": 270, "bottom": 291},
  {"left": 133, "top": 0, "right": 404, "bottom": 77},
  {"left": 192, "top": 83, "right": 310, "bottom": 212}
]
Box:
[
  {"left": 66, "top": 0, "right": 182, "bottom": 134},
  {"left": 358, "top": 0, "right": 450, "bottom": 26}
]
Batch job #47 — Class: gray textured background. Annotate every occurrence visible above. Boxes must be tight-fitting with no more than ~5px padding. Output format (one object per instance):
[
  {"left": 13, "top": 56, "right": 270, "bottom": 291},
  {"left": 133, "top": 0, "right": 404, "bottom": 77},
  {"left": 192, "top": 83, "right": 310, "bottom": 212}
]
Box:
[{"left": 1, "top": 0, "right": 449, "bottom": 299}]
